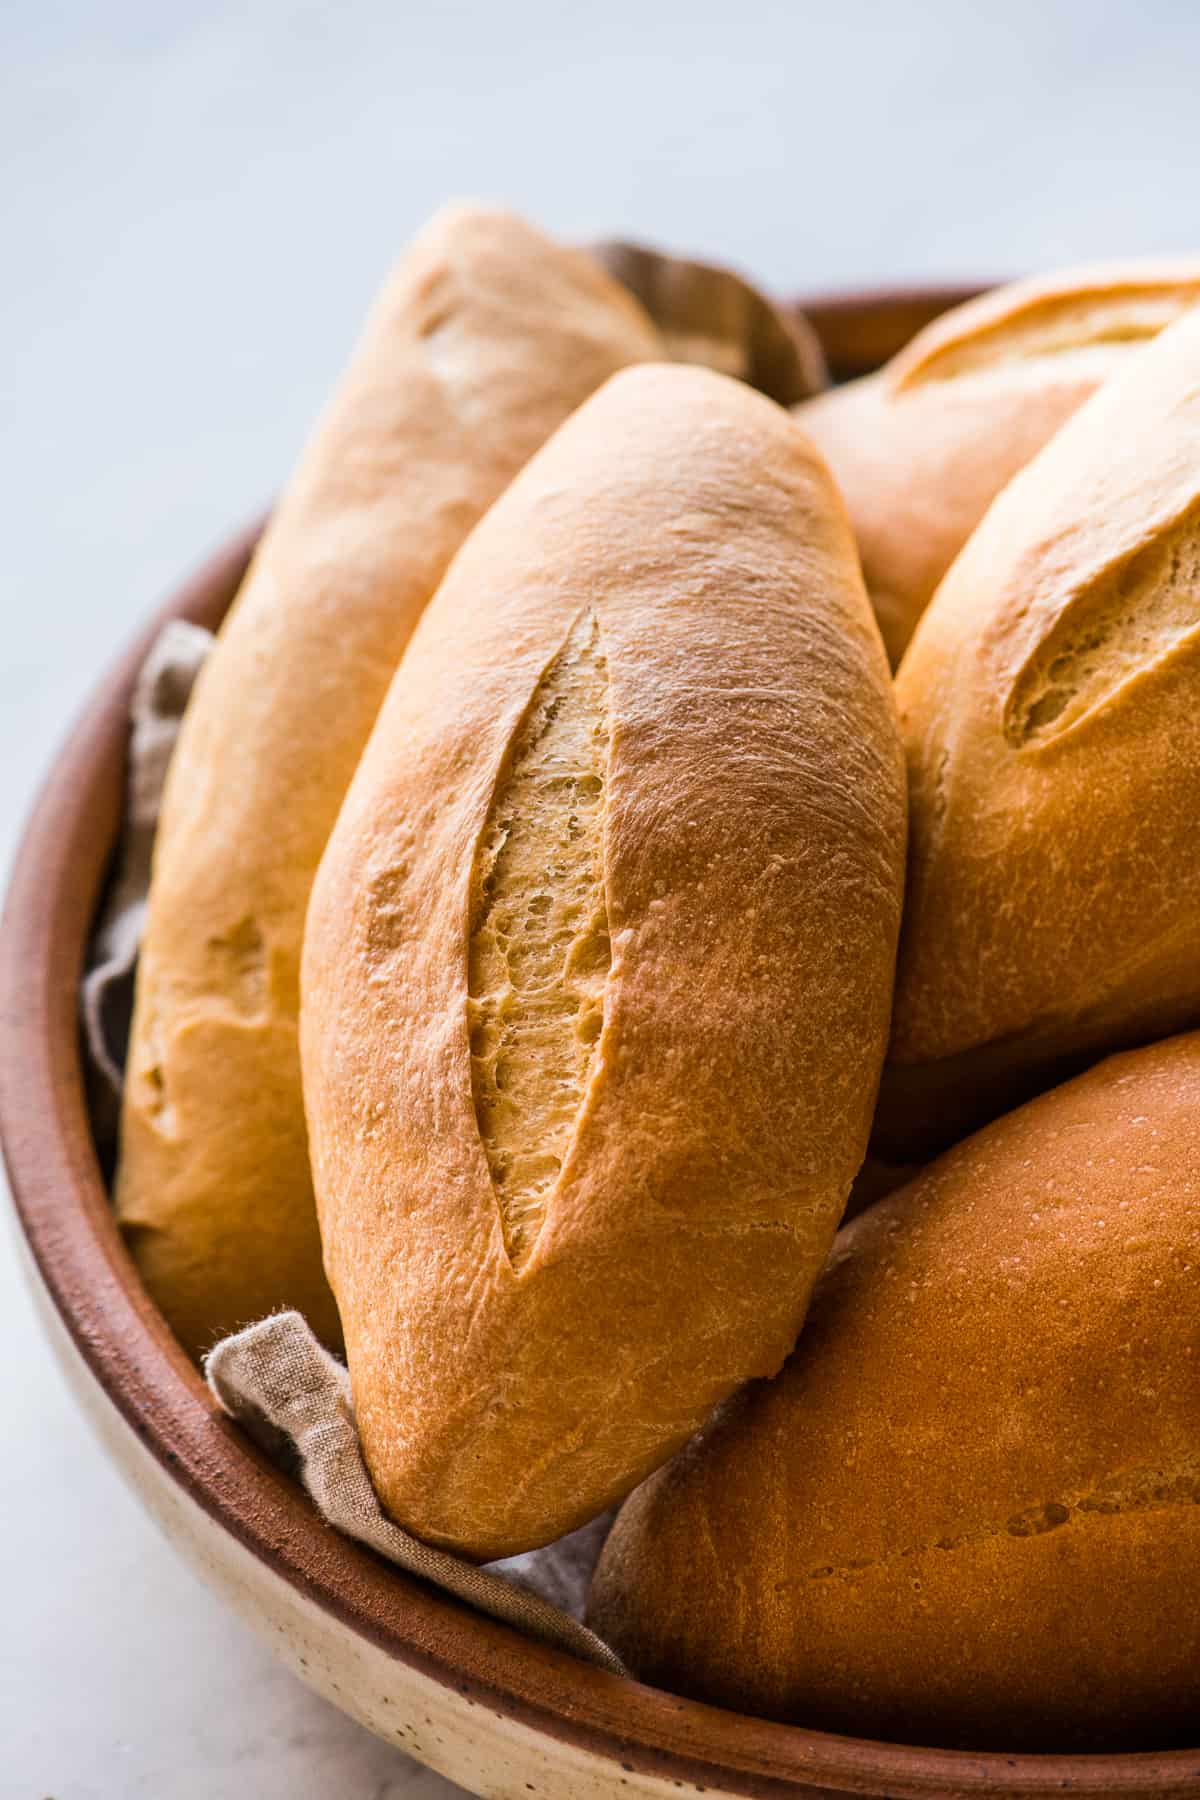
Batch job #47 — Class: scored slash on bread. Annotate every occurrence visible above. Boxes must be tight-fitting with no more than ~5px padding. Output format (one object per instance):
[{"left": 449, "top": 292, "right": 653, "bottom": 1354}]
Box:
[
  {"left": 879, "top": 300, "right": 1200, "bottom": 1159},
  {"left": 796, "top": 258, "right": 1200, "bottom": 665}
]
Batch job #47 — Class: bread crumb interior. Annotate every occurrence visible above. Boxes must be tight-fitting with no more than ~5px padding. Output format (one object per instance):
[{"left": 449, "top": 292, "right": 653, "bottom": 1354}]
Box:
[{"left": 468, "top": 610, "right": 611, "bottom": 1269}]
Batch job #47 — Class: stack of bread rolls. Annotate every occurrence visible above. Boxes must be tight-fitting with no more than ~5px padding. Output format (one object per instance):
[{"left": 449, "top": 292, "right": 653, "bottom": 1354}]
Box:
[{"left": 116, "top": 212, "right": 1200, "bottom": 1752}]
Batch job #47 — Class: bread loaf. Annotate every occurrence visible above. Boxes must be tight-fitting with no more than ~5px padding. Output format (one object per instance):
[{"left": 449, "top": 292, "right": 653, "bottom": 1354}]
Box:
[
  {"left": 300, "top": 364, "right": 905, "bottom": 1559},
  {"left": 797, "top": 260, "right": 1200, "bottom": 664},
  {"left": 115, "top": 206, "right": 659, "bottom": 1360},
  {"left": 588, "top": 1034, "right": 1200, "bottom": 1752},
  {"left": 877, "top": 301, "right": 1200, "bottom": 1159}
]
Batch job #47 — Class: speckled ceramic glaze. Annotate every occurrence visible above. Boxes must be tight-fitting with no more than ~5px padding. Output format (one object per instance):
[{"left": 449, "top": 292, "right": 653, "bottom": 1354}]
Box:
[{"left": 4, "top": 288, "right": 1199, "bottom": 1799}]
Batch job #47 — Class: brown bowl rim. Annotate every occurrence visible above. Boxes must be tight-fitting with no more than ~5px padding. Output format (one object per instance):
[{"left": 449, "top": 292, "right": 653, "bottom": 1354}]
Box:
[{"left": 3, "top": 284, "right": 1198, "bottom": 1800}]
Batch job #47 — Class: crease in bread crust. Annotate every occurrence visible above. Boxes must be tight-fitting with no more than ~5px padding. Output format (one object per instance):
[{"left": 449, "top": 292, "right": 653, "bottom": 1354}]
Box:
[
  {"left": 130, "top": 991, "right": 177, "bottom": 1137},
  {"left": 467, "top": 609, "right": 612, "bottom": 1272},
  {"left": 1003, "top": 504, "right": 1200, "bottom": 747},
  {"left": 893, "top": 287, "right": 1200, "bottom": 390},
  {"left": 788, "top": 1455, "right": 1200, "bottom": 1592},
  {"left": 130, "top": 915, "right": 270, "bottom": 1138}
]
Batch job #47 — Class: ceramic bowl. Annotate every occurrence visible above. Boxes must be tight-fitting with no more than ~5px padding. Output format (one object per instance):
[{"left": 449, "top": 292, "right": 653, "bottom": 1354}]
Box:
[{"left": 4, "top": 285, "right": 1198, "bottom": 1800}]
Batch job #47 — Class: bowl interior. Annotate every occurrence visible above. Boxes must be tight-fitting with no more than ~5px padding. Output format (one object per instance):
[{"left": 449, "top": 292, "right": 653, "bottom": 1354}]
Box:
[{"left": 2, "top": 283, "right": 1198, "bottom": 1800}]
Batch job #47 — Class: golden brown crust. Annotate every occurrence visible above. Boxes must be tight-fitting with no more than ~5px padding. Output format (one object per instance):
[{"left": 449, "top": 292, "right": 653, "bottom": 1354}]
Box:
[
  {"left": 300, "top": 364, "right": 905, "bottom": 1559},
  {"left": 797, "top": 260, "right": 1200, "bottom": 665},
  {"left": 115, "top": 205, "right": 660, "bottom": 1362},
  {"left": 879, "top": 302, "right": 1200, "bottom": 1159},
  {"left": 588, "top": 1034, "right": 1200, "bottom": 1752}
]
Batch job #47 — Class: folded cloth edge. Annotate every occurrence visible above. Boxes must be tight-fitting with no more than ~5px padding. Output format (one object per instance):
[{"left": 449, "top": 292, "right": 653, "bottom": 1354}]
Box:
[{"left": 206, "top": 1312, "right": 626, "bottom": 1675}]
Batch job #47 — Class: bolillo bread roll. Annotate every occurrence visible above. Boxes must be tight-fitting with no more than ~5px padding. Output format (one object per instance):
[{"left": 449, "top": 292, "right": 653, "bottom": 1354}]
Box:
[
  {"left": 115, "top": 205, "right": 660, "bottom": 1361},
  {"left": 300, "top": 364, "right": 906, "bottom": 1559},
  {"left": 878, "top": 301, "right": 1200, "bottom": 1159},
  {"left": 797, "top": 260, "right": 1200, "bottom": 665},
  {"left": 588, "top": 1034, "right": 1200, "bottom": 1753}
]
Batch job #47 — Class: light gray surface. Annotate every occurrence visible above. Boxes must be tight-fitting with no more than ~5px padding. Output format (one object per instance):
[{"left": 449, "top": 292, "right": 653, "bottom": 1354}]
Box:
[{"left": 3, "top": 2, "right": 1200, "bottom": 1794}]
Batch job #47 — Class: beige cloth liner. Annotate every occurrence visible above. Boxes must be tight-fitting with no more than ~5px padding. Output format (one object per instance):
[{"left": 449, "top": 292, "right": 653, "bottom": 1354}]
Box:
[
  {"left": 82, "top": 620, "right": 214, "bottom": 1147},
  {"left": 206, "top": 1310, "right": 624, "bottom": 1673}
]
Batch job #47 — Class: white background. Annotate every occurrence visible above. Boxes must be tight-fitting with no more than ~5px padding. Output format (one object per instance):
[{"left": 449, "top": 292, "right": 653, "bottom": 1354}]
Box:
[{"left": 3, "top": 3, "right": 1200, "bottom": 1793}]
